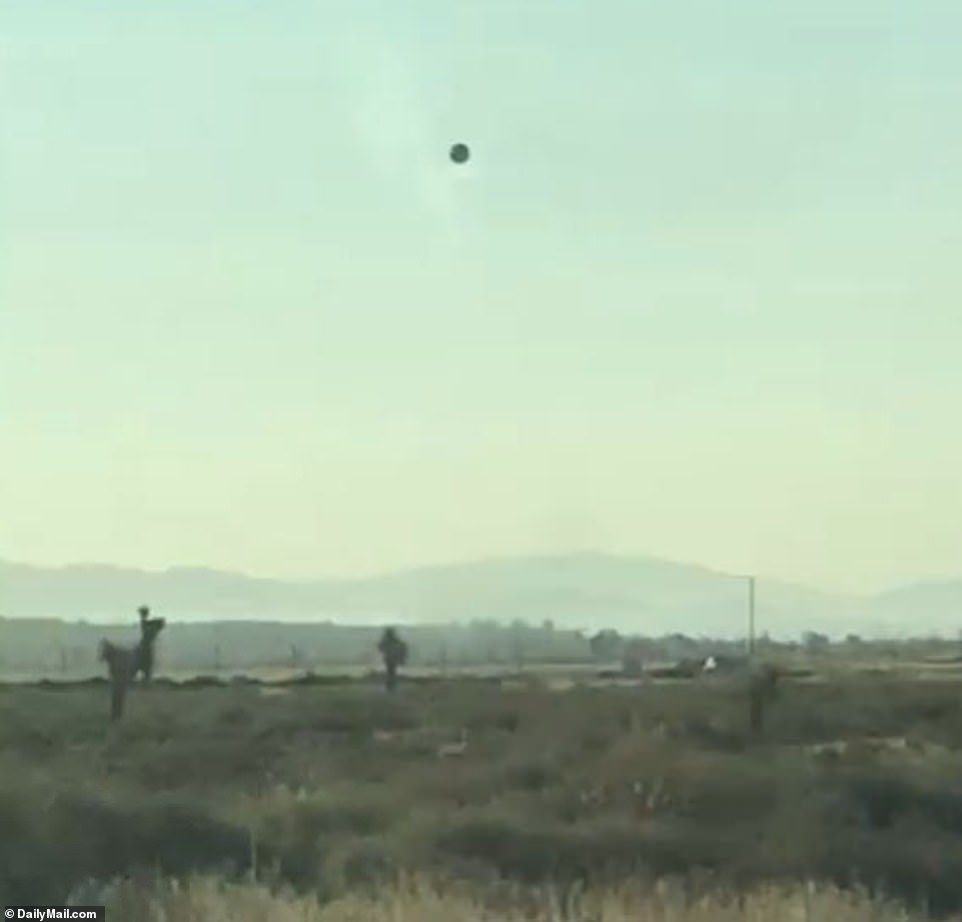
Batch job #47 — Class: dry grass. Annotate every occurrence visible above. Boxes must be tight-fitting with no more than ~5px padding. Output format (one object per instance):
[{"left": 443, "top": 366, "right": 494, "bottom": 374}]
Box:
[
  {"left": 9, "top": 675, "right": 962, "bottom": 913},
  {"left": 83, "top": 873, "right": 947, "bottom": 921}
]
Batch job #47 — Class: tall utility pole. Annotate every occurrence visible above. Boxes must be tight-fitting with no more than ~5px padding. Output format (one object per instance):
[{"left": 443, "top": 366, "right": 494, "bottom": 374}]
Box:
[{"left": 722, "top": 571, "right": 757, "bottom": 658}]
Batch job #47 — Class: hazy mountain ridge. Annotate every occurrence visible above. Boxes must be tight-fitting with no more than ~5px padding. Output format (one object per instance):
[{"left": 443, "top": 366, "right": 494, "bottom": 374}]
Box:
[{"left": 1, "top": 554, "right": 957, "bottom": 638}]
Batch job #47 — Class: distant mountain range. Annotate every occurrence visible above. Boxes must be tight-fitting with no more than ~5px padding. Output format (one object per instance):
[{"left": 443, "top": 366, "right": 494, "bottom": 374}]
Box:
[{"left": 1, "top": 553, "right": 959, "bottom": 639}]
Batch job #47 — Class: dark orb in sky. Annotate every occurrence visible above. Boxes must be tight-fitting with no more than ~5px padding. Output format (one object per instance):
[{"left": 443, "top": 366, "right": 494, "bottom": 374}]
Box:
[{"left": 449, "top": 142, "right": 470, "bottom": 164}]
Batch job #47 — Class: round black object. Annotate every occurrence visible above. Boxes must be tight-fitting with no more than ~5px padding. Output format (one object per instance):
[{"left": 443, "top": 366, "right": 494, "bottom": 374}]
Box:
[{"left": 449, "top": 143, "right": 470, "bottom": 164}]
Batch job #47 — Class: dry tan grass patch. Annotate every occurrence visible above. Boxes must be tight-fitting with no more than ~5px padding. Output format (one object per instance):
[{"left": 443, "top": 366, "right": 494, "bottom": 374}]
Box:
[{"left": 87, "top": 874, "right": 953, "bottom": 922}]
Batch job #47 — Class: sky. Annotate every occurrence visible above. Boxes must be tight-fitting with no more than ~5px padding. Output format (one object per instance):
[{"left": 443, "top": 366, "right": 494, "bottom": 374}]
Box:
[{"left": 1, "top": 1, "right": 961, "bottom": 595}]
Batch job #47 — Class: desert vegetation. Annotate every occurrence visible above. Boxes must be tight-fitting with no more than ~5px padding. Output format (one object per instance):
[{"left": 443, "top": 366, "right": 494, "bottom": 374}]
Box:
[
  {"left": 75, "top": 873, "right": 962, "bottom": 921},
  {"left": 3, "top": 664, "right": 962, "bottom": 917}
]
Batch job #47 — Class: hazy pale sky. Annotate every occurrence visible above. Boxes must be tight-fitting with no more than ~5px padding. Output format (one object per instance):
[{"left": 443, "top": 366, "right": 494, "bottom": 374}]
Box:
[{"left": 2, "top": 1, "right": 961, "bottom": 594}]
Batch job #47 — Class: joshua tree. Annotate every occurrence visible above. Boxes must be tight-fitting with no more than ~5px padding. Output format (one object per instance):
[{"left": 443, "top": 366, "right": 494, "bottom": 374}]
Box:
[
  {"left": 134, "top": 605, "right": 165, "bottom": 683},
  {"left": 378, "top": 627, "right": 408, "bottom": 693},
  {"left": 748, "top": 663, "right": 780, "bottom": 733},
  {"left": 98, "top": 605, "right": 166, "bottom": 720}
]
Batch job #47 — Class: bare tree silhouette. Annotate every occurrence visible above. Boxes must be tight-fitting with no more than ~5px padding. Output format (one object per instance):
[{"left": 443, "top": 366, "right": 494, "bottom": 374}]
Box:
[
  {"left": 377, "top": 627, "right": 408, "bottom": 693},
  {"left": 98, "top": 605, "right": 167, "bottom": 720},
  {"left": 748, "top": 663, "right": 780, "bottom": 733},
  {"left": 133, "top": 605, "right": 164, "bottom": 683}
]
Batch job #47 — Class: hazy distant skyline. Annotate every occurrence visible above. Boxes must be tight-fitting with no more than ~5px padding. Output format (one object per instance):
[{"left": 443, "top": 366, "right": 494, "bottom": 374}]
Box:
[{"left": 2, "top": 2, "right": 961, "bottom": 596}]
